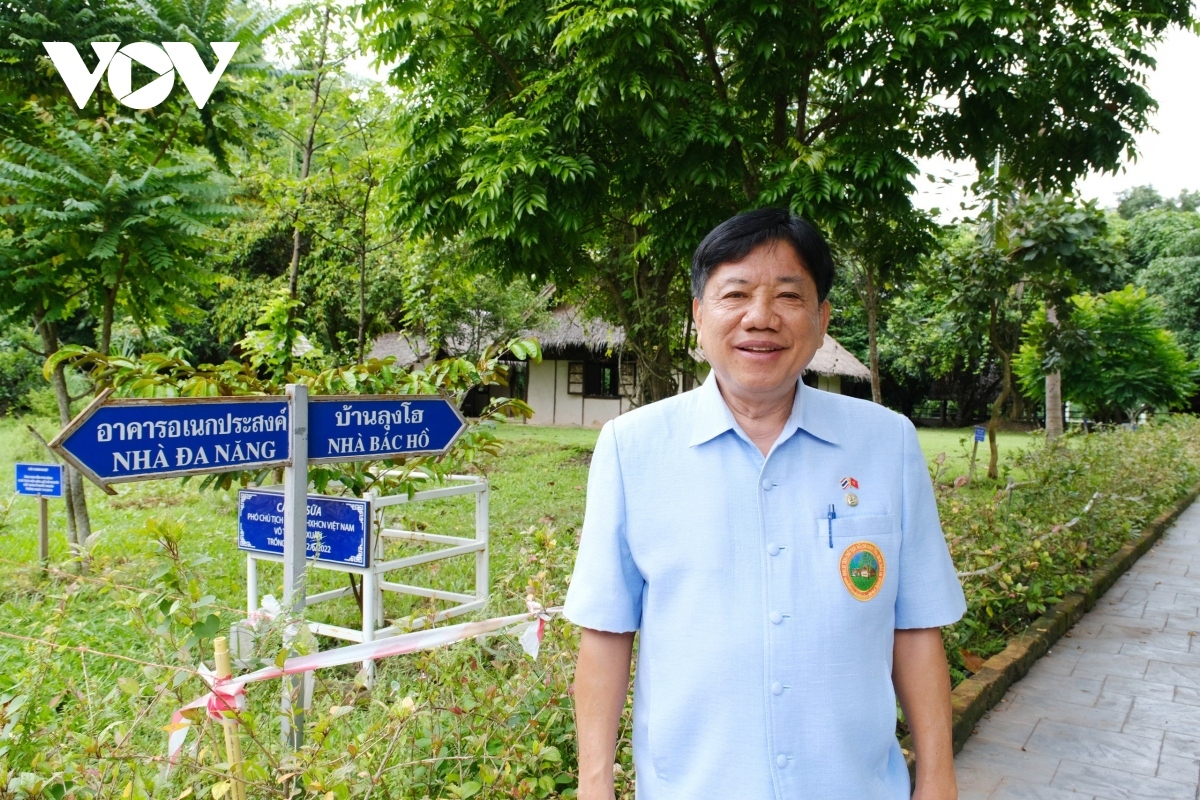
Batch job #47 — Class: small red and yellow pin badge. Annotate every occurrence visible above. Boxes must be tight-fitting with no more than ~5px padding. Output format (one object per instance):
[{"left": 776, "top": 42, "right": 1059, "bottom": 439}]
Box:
[{"left": 840, "top": 541, "right": 885, "bottom": 601}]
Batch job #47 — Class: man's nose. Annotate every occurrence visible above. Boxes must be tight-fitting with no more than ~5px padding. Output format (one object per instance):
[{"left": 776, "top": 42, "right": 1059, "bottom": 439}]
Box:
[{"left": 742, "top": 293, "right": 777, "bottom": 329}]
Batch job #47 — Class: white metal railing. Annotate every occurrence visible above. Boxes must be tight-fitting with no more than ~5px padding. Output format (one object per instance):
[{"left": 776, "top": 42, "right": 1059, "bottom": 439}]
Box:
[{"left": 243, "top": 475, "right": 489, "bottom": 670}]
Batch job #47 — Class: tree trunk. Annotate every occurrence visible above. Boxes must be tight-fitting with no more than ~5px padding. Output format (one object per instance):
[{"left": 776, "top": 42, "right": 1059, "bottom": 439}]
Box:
[
  {"left": 680, "top": 312, "right": 695, "bottom": 392},
  {"left": 35, "top": 314, "right": 91, "bottom": 562},
  {"left": 287, "top": 4, "right": 332, "bottom": 301},
  {"left": 593, "top": 225, "right": 680, "bottom": 406},
  {"left": 98, "top": 255, "right": 127, "bottom": 356},
  {"left": 986, "top": 309, "right": 1014, "bottom": 480},
  {"left": 357, "top": 184, "right": 373, "bottom": 365},
  {"left": 358, "top": 247, "right": 368, "bottom": 364},
  {"left": 1044, "top": 303, "right": 1063, "bottom": 440},
  {"left": 863, "top": 260, "right": 882, "bottom": 404}
]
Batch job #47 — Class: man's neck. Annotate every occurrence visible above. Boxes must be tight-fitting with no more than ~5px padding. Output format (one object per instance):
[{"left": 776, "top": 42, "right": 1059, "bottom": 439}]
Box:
[{"left": 714, "top": 375, "right": 798, "bottom": 457}]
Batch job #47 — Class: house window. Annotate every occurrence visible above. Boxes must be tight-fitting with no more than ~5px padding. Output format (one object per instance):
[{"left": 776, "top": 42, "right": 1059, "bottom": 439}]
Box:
[
  {"left": 567, "top": 362, "right": 584, "bottom": 394},
  {"left": 584, "top": 361, "right": 620, "bottom": 398},
  {"left": 567, "top": 360, "right": 626, "bottom": 398}
]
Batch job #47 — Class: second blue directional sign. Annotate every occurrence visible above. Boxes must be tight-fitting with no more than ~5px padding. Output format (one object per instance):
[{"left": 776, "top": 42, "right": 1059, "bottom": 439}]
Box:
[{"left": 307, "top": 395, "right": 467, "bottom": 464}]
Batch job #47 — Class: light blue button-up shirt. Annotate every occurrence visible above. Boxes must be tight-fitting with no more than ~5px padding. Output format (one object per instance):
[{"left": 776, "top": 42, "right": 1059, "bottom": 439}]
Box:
[{"left": 564, "top": 374, "right": 966, "bottom": 799}]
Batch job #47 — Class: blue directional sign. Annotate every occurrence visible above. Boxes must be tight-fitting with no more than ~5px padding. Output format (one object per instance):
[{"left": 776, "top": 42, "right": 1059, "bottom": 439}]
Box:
[
  {"left": 307, "top": 395, "right": 467, "bottom": 464},
  {"left": 15, "top": 463, "right": 63, "bottom": 498},
  {"left": 50, "top": 392, "right": 291, "bottom": 489},
  {"left": 238, "top": 488, "right": 370, "bottom": 567},
  {"left": 974, "top": 425, "right": 987, "bottom": 442}
]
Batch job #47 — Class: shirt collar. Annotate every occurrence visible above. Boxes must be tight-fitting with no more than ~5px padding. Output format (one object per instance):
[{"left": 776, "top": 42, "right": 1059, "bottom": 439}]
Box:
[{"left": 688, "top": 370, "right": 841, "bottom": 448}]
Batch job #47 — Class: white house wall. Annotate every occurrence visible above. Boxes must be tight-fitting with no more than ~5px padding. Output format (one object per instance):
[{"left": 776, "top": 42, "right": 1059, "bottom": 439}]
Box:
[
  {"left": 817, "top": 374, "right": 842, "bottom": 394},
  {"left": 525, "top": 359, "right": 625, "bottom": 427},
  {"left": 526, "top": 358, "right": 842, "bottom": 427},
  {"left": 526, "top": 360, "right": 558, "bottom": 423},
  {"left": 580, "top": 397, "right": 622, "bottom": 427}
]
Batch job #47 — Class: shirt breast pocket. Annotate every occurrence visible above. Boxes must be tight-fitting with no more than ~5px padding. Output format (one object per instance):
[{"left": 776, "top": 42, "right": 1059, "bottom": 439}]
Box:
[
  {"left": 827, "top": 514, "right": 896, "bottom": 540},
  {"left": 812, "top": 513, "right": 898, "bottom": 609}
]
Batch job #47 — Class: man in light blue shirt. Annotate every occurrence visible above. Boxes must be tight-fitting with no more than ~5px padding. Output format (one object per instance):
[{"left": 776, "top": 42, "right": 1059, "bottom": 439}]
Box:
[{"left": 565, "top": 208, "right": 966, "bottom": 800}]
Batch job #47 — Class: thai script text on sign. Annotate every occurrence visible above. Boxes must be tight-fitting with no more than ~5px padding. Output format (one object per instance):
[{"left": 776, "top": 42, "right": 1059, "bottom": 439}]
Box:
[
  {"left": 51, "top": 395, "right": 290, "bottom": 487},
  {"left": 237, "top": 489, "right": 370, "bottom": 567},
  {"left": 307, "top": 396, "right": 466, "bottom": 464},
  {"left": 15, "top": 463, "right": 64, "bottom": 498}
]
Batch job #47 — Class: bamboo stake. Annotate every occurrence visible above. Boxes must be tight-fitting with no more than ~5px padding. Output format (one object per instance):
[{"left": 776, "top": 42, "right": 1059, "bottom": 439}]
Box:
[{"left": 213, "top": 637, "right": 247, "bottom": 800}]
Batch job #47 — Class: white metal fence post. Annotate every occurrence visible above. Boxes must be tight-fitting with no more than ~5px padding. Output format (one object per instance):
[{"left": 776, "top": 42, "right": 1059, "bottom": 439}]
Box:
[
  {"left": 281, "top": 383, "right": 309, "bottom": 748},
  {"left": 476, "top": 481, "right": 490, "bottom": 605}
]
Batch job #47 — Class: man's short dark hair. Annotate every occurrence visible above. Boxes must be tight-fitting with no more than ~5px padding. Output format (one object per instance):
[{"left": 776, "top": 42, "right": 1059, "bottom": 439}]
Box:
[{"left": 691, "top": 208, "right": 835, "bottom": 301}]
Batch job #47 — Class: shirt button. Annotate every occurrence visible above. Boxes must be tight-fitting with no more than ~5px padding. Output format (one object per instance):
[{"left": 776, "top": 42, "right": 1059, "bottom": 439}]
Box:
[
  {"left": 761, "top": 478, "right": 773, "bottom": 491},
  {"left": 769, "top": 611, "right": 783, "bottom": 624},
  {"left": 776, "top": 754, "right": 788, "bottom": 768},
  {"left": 771, "top": 681, "right": 783, "bottom": 695},
  {"left": 767, "top": 542, "right": 781, "bottom": 556}
]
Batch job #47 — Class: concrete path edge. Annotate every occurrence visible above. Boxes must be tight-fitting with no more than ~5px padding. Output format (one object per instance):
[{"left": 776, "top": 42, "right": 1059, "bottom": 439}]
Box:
[{"left": 901, "top": 480, "right": 1200, "bottom": 780}]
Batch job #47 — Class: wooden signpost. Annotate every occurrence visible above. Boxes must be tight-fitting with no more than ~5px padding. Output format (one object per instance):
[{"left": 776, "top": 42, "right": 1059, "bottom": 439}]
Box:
[
  {"left": 15, "top": 462, "right": 64, "bottom": 566},
  {"left": 967, "top": 425, "right": 986, "bottom": 486}
]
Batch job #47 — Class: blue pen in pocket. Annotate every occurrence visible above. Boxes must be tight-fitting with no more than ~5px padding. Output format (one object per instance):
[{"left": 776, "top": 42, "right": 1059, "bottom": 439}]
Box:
[{"left": 827, "top": 504, "right": 836, "bottom": 548}]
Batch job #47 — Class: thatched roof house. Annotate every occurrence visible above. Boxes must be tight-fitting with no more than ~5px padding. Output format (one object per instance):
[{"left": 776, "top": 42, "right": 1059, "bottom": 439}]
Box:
[
  {"left": 527, "top": 306, "right": 871, "bottom": 426},
  {"left": 367, "top": 306, "right": 870, "bottom": 426}
]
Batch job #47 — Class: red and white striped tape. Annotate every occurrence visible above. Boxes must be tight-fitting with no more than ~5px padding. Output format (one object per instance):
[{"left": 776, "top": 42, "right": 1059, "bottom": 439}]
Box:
[{"left": 167, "top": 607, "right": 559, "bottom": 761}]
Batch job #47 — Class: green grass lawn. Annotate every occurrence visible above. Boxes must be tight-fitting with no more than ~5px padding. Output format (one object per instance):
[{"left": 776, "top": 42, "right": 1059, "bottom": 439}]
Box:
[
  {"left": 0, "top": 418, "right": 1032, "bottom": 583},
  {"left": 911, "top": 426, "right": 1034, "bottom": 481},
  {"left": 499, "top": 422, "right": 1034, "bottom": 481}
]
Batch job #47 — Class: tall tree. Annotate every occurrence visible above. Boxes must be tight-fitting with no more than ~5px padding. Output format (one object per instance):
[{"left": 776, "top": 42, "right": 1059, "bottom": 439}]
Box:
[
  {"left": 265, "top": 1, "right": 350, "bottom": 301},
  {"left": 362, "top": 0, "right": 1192, "bottom": 403},
  {"left": 950, "top": 191, "right": 1119, "bottom": 474},
  {"left": 1007, "top": 194, "right": 1122, "bottom": 438},
  {"left": 1016, "top": 287, "right": 1198, "bottom": 423},
  {"left": 305, "top": 86, "right": 402, "bottom": 362},
  {"left": 1132, "top": 205, "right": 1200, "bottom": 361},
  {"left": 0, "top": 0, "right": 273, "bottom": 553},
  {"left": 839, "top": 208, "right": 933, "bottom": 404}
]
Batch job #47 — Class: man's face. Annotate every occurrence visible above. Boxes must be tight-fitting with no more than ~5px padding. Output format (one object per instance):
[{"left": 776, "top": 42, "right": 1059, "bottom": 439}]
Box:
[{"left": 693, "top": 241, "right": 831, "bottom": 402}]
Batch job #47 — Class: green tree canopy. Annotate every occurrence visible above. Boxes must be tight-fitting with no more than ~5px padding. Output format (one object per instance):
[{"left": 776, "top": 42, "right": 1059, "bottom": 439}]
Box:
[
  {"left": 361, "top": 0, "right": 1192, "bottom": 401},
  {"left": 1015, "top": 286, "right": 1198, "bottom": 422}
]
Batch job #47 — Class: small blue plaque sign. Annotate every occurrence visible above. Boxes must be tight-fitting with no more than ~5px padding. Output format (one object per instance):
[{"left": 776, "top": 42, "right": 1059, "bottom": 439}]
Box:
[
  {"left": 974, "top": 426, "right": 986, "bottom": 442},
  {"left": 15, "top": 463, "right": 64, "bottom": 498},
  {"left": 237, "top": 488, "right": 370, "bottom": 568}
]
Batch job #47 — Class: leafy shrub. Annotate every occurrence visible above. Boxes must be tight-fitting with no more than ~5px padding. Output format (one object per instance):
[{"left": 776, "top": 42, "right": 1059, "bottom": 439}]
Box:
[
  {"left": 0, "top": 325, "right": 44, "bottom": 415},
  {"left": 1015, "top": 286, "right": 1198, "bottom": 422},
  {"left": 941, "top": 416, "right": 1200, "bottom": 679}
]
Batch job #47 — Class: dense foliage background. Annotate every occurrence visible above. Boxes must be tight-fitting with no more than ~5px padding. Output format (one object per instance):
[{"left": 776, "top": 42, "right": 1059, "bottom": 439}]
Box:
[{"left": 2, "top": 0, "right": 1200, "bottom": 797}]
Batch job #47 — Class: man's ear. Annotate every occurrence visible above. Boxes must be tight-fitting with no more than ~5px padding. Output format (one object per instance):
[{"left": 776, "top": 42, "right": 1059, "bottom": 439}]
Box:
[
  {"left": 818, "top": 299, "right": 831, "bottom": 338},
  {"left": 692, "top": 297, "right": 703, "bottom": 346}
]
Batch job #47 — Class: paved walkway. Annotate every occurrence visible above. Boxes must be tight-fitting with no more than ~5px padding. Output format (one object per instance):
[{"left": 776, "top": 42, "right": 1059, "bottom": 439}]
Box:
[{"left": 955, "top": 501, "right": 1200, "bottom": 800}]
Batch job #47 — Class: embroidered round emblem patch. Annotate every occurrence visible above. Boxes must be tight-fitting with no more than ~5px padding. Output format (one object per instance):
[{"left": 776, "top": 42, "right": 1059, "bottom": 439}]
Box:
[{"left": 840, "top": 541, "right": 885, "bottom": 601}]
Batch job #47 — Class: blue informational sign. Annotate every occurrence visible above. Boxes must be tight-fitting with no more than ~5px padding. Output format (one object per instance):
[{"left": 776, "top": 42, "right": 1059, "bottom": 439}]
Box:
[
  {"left": 307, "top": 395, "right": 467, "bottom": 464},
  {"left": 974, "top": 426, "right": 987, "bottom": 442},
  {"left": 237, "top": 488, "right": 370, "bottom": 567},
  {"left": 15, "top": 463, "right": 64, "bottom": 498},
  {"left": 50, "top": 393, "right": 291, "bottom": 488}
]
